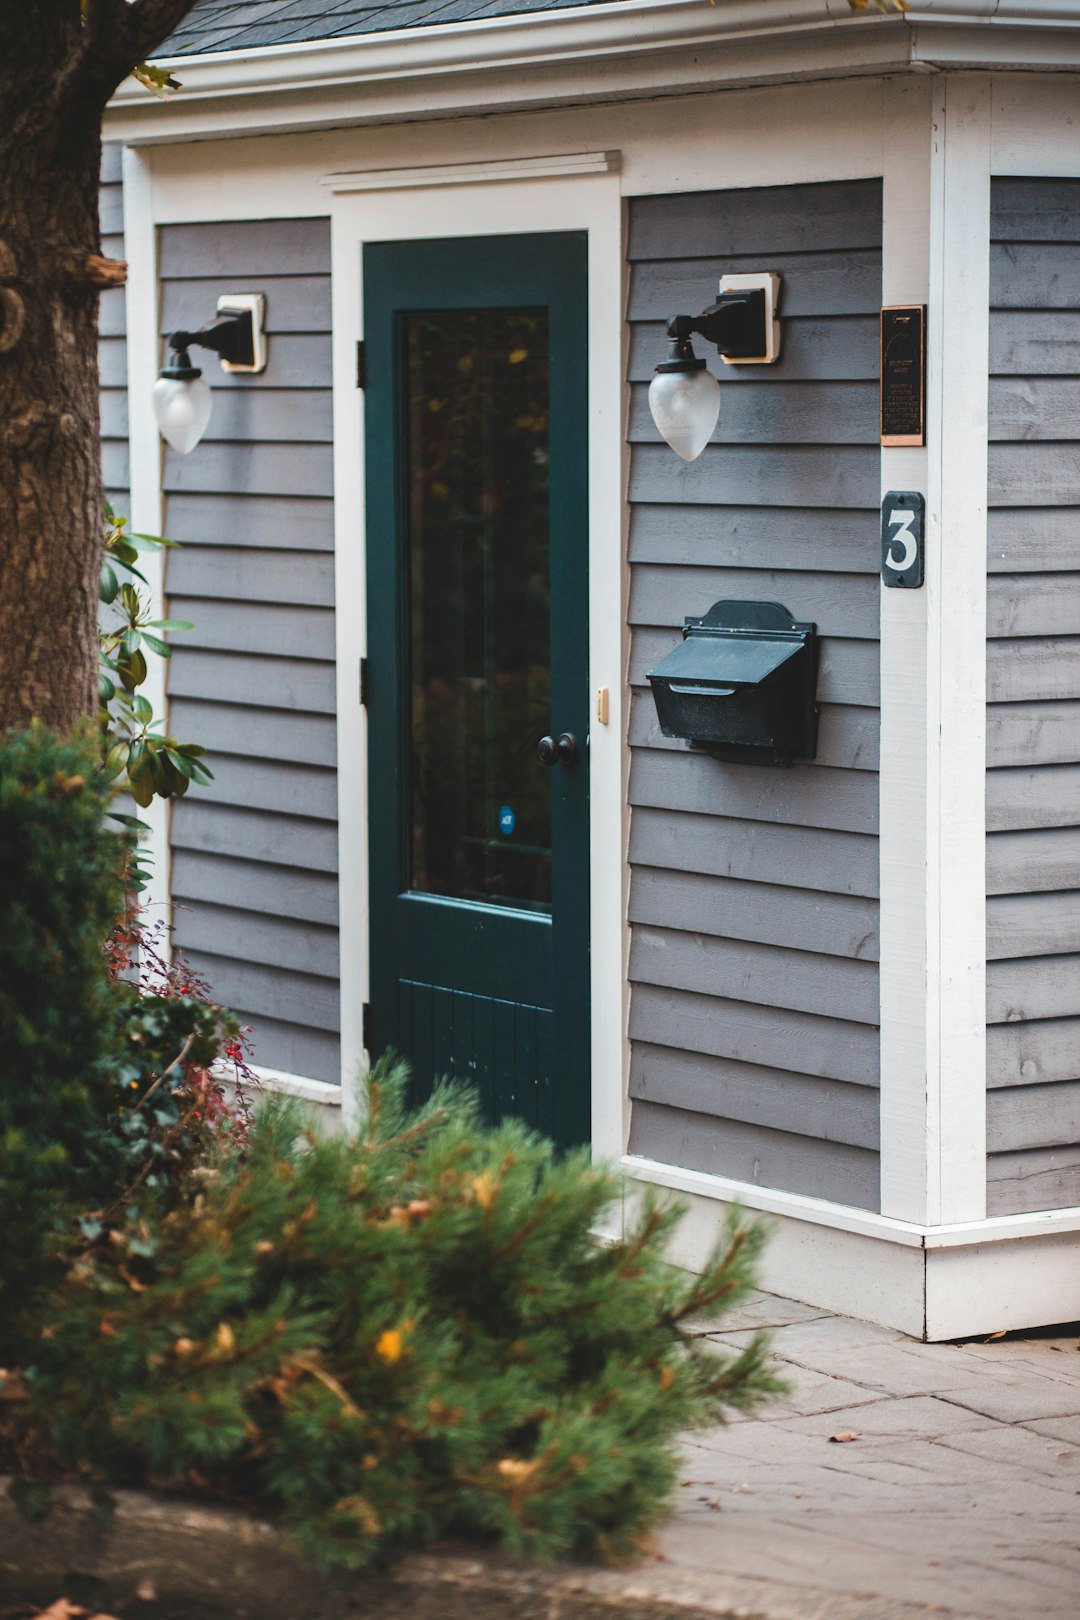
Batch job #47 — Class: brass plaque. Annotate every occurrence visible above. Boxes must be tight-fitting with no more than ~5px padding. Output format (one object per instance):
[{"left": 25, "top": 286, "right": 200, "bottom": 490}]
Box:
[{"left": 880, "top": 305, "right": 925, "bottom": 447}]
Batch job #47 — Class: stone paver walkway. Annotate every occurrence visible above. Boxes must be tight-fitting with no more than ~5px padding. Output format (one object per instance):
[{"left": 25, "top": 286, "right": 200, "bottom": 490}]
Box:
[{"left": 660, "top": 1291, "right": 1080, "bottom": 1620}]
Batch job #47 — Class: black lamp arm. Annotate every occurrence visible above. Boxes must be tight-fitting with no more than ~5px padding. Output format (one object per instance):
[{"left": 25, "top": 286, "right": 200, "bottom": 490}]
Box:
[
  {"left": 167, "top": 310, "right": 256, "bottom": 369},
  {"left": 666, "top": 288, "right": 768, "bottom": 361}
]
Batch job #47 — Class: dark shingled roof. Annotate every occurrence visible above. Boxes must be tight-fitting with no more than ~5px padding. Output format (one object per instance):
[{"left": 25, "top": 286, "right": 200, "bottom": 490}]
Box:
[{"left": 161, "top": 0, "right": 617, "bottom": 56}]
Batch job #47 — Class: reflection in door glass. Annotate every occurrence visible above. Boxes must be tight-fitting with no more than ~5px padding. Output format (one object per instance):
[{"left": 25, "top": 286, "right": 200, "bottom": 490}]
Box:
[{"left": 405, "top": 309, "right": 552, "bottom": 910}]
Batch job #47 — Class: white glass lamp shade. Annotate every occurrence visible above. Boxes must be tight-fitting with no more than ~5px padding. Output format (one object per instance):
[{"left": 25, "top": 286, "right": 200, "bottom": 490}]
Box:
[
  {"left": 648, "top": 365, "right": 720, "bottom": 462},
  {"left": 152, "top": 372, "right": 212, "bottom": 455}
]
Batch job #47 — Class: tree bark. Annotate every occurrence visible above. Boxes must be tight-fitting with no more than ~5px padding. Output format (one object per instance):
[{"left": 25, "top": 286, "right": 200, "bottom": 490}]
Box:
[
  {"left": 0, "top": 0, "right": 199, "bottom": 735},
  {"left": 0, "top": 127, "right": 105, "bottom": 733}
]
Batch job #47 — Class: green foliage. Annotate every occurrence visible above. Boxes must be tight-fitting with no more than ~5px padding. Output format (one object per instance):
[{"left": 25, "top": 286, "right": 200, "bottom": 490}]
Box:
[
  {"left": 19, "top": 1065, "right": 784, "bottom": 1570},
  {"left": 99, "top": 504, "right": 211, "bottom": 840},
  {"left": 0, "top": 726, "right": 252, "bottom": 1361}
]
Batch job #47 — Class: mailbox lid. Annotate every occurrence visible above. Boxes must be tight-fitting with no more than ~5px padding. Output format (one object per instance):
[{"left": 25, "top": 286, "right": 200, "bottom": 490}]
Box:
[{"left": 646, "top": 627, "right": 804, "bottom": 692}]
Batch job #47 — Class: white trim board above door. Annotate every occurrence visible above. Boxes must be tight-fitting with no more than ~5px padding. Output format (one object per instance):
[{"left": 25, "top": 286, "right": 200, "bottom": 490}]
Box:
[{"left": 328, "top": 168, "right": 627, "bottom": 1153}]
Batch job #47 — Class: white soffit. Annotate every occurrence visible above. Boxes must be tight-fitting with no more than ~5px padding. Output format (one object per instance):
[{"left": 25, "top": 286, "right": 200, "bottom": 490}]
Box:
[{"left": 106, "top": 0, "right": 916, "bottom": 143}]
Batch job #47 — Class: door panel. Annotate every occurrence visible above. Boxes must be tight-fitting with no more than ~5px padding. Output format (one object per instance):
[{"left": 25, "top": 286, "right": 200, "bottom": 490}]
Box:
[{"left": 364, "top": 233, "right": 589, "bottom": 1149}]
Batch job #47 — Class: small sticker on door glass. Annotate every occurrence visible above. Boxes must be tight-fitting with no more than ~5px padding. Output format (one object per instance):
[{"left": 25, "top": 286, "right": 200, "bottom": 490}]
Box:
[{"left": 498, "top": 805, "right": 516, "bottom": 837}]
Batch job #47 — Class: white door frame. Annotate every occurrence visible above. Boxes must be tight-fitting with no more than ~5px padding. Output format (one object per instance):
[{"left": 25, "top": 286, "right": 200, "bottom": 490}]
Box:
[{"left": 326, "top": 159, "right": 628, "bottom": 1151}]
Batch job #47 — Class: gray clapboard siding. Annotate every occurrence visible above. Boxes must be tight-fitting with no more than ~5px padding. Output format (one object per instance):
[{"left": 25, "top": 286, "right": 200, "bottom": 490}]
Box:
[
  {"left": 990, "top": 379, "right": 1080, "bottom": 441},
  {"left": 987, "top": 891, "right": 1080, "bottom": 960},
  {"left": 186, "top": 390, "right": 335, "bottom": 445},
  {"left": 630, "top": 1044, "right": 880, "bottom": 1149},
  {"left": 161, "top": 275, "right": 331, "bottom": 335},
  {"left": 629, "top": 318, "right": 879, "bottom": 385},
  {"left": 629, "top": 504, "right": 880, "bottom": 574},
  {"left": 987, "top": 1146, "right": 1080, "bottom": 1216},
  {"left": 99, "top": 153, "right": 127, "bottom": 517},
  {"left": 628, "top": 1103, "right": 879, "bottom": 1211},
  {"left": 626, "top": 180, "right": 882, "bottom": 1204},
  {"left": 186, "top": 754, "right": 337, "bottom": 821},
  {"left": 630, "top": 628, "right": 880, "bottom": 707},
  {"left": 165, "top": 494, "right": 334, "bottom": 552},
  {"left": 987, "top": 952, "right": 1080, "bottom": 1025},
  {"left": 168, "top": 546, "right": 335, "bottom": 607},
  {"left": 989, "top": 445, "right": 1080, "bottom": 508},
  {"left": 158, "top": 218, "right": 332, "bottom": 278},
  {"left": 629, "top": 445, "right": 879, "bottom": 509},
  {"left": 628, "top": 806, "right": 880, "bottom": 898},
  {"left": 172, "top": 850, "right": 339, "bottom": 926},
  {"left": 630, "top": 925, "right": 878, "bottom": 1024},
  {"left": 986, "top": 763, "right": 1080, "bottom": 832},
  {"left": 175, "top": 905, "right": 339, "bottom": 981},
  {"left": 993, "top": 238, "right": 1080, "bottom": 309},
  {"left": 987, "top": 575, "right": 1080, "bottom": 639},
  {"left": 169, "top": 597, "right": 335, "bottom": 661},
  {"left": 628, "top": 381, "right": 878, "bottom": 445},
  {"left": 629, "top": 866, "right": 879, "bottom": 959},
  {"left": 988, "top": 637, "right": 1080, "bottom": 703},
  {"left": 988, "top": 1082, "right": 1080, "bottom": 1152},
  {"left": 628, "top": 181, "right": 883, "bottom": 259},
  {"left": 989, "top": 314, "right": 1080, "bottom": 376},
  {"left": 629, "top": 691, "right": 879, "bottom": 771},
  {"left": 987, "top": 828, "right": 1080, "bottom": 895},
  {"left": 988, "top": 1016, "right": 1080, "bottom": 1088},
  {"left": 987, "top": 701, "right": 1080, "bottom": 767},
  {"left": 161, "top": 217, "right": 339, "bottom": 1086},
  {"left": 989, "top": 509, "right": 1080, "bottom": 574},
  {"left": 630, "top": 750, "right": 879, "bottom": 833},
  {"left": 170, "top": 699, "right": 337, "bottom": 767},
  {"left": 165, "top": 442, "right": 333, "bottom": 499},
  {"left": 171, "top": 801, "right": 339, "bottom": 872},
  {"left": 169, "top": 649, "right": 336, "bottom": 714},
  {"left": 629, "top": 565, "right": 878, "bottom": 639},
  {"left": 630, "top": 983, "right": 879, "bottom": 1086},
  {"left": 629, "top": 249, "right": 882, "bottom": 320}
]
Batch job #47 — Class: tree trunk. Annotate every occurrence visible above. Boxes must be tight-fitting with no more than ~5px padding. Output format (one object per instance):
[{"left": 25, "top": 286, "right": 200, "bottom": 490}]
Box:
[{"left": 0, "top": 121, "right": 105, "bottom": 734}]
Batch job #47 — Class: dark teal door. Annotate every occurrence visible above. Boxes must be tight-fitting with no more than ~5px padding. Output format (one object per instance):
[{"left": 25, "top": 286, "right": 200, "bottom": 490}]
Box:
[{"left": 364, "top": 233, "right": 590, "bottom": 1150}]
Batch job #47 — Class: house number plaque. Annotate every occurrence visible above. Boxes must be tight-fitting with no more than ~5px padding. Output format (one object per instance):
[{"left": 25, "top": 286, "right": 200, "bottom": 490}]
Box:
[
  {"left": 880, "top": 305, "right": 925, "bottom": 447},
  {"left": 881, "top": 491, "right": 924, "bottom": 589}
]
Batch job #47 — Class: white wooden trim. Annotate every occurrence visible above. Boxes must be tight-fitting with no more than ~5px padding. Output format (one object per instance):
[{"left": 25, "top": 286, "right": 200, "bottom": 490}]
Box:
[
  {"left": 330, "top": 221, "right": 367, "bottom": 1133},
  {"left": 925, "top": 74, "right": 990, "bottom": 1224},
  {"left": 120, "top": 145, "right": 172, "bottom": 944},
  {"left": 247, "top": 1066, "right": 345, "bottom": 1108},
  {"left": 125, "top": 80, "right": 887, "bottom": 220},
  {"left": 321, "top": 153, "right": 619, "bottom": 192},
  {"left": 878, "top": 77, "right": 936, "bottom": 1224},
  {"left": 330, "top": 171, "right": 626, "bottom": 1159},
  {"left": 624, "top": 1157, "right": 1080, "bottom": 1338},
  {"left": 104, "top": 2, "right": 909, "bottom": 146}
]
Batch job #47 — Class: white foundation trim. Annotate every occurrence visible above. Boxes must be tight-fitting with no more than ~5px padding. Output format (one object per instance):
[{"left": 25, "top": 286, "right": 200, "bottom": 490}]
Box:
[
  {"left": 120, "top": 145, "right": 171, "bottom": 944},
  {"left": 321, "top": 153, "right": 619, "bottom": 191},
  {"left": 329, "top": 170, "right": 627, "bottom": 1162},
  {"left": 247, "top": 1066, "right": 345, "bottom": 1108},
  {"left": 624, "top": 1158, "right": 1080, "bottom": 1339}
]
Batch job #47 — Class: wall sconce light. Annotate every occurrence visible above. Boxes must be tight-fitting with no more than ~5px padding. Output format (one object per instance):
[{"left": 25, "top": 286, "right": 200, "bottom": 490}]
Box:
[
  {"left": 649, "top": 273, "right": 781, "bottom": 462},
  {"left": 152, "top": 293, "right": 267, "bottom": 454}
]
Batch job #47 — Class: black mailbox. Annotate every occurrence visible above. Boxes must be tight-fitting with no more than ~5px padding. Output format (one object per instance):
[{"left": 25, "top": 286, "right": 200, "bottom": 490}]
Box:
[{"left": 646, "top": 600, "right": 818, "bottom": 766}]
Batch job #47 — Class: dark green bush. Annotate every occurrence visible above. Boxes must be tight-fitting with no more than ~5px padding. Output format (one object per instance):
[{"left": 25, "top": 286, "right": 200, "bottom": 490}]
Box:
[{"left": 20, "top": 1067, "right": 783, "bottom": 1569}]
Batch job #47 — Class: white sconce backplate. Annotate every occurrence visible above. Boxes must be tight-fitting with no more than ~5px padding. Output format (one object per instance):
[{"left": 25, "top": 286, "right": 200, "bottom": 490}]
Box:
[
  {"left": 215, "top": 292, "right": 268, "bottom": 373},
  {"left": 717, "top": 273, "right": 781, "bottom": 364}
]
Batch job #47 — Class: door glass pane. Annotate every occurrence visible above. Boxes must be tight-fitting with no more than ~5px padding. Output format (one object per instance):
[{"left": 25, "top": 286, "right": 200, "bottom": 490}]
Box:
[{"left": 404, "top": 308, "right": 551, "bottom": 910}]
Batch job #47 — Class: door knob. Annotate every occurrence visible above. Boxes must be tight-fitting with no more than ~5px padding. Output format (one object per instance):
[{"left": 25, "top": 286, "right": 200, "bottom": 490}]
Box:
[{"left": 538, "top": 732, "right": 578, "bottom": 768}]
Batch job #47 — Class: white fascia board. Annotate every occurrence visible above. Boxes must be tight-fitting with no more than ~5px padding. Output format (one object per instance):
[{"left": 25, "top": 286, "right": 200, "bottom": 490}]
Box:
[{"left": 105, "top": 0, "right": 912, "bottom": 143}]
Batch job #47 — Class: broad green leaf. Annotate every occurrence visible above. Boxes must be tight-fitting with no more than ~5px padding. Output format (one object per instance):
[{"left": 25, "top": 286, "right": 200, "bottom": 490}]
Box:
[
  {"left": 148, "top": 619, "right": 194, "bottom": 633},
  {"left": 99, "top": 562, "right": 119, "bottom": 603},
  {"left": 140, "top": 632, "right": 171, "bottom": 659}
]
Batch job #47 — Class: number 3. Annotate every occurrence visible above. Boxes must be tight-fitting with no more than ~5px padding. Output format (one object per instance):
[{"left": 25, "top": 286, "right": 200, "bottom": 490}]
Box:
[{"left": 886, "top": 508, "right": 917, "bottom": 572}]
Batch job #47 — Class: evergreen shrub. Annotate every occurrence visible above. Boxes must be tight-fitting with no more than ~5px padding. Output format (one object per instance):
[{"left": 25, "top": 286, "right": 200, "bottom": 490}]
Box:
[{"left": 21, "top": 1068, "right": 784, "bottom": 1570}]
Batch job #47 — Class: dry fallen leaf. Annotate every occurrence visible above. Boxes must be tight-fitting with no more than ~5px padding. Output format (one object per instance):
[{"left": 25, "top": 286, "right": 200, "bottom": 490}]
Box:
[
  {"left": 828, "top": 1431, "right": 861, "bottom": 1443},
  {"left": 135, "top": 1580, "right": 157, "bottom": 1602}
]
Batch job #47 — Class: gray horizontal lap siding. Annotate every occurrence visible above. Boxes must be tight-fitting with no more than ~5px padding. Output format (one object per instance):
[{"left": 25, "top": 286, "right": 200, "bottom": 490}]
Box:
[
  {"left": 100, "top": 148, "right": 127, "bottom": 516},
  {"left": 161, "top": 217, "right": 340, "bottom": 1086},
  {"left": 986, "top": 178, "right": 1080, "bottom": 1214},
  {"left": 625, "top": 181, "right": 882, "bottom": 1211}
]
